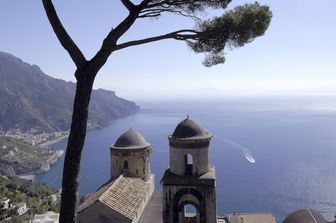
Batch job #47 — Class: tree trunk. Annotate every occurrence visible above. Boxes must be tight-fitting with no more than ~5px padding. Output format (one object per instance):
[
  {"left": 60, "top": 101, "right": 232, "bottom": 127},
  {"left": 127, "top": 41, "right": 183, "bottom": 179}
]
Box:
[{"left": 59, "top": 71, "right": 95, "bottom": 223}]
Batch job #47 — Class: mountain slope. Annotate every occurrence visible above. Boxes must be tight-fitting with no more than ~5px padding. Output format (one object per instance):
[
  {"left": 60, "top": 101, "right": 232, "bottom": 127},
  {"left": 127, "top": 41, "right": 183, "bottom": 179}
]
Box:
[{"left": 0, "top": 51, "right": 139, "bottom": 133}]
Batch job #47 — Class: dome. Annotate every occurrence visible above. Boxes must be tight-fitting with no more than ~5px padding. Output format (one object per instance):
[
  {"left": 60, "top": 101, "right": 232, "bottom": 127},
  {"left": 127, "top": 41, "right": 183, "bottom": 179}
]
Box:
[
  {"left": 172, "top": 117, "right": 209, "bottom": 138},
  {"left": 283, "top": 209, "right": 327, "bottom": 223},
  {"left": 113, "top": 129, "right": 150, "bottom": 149}
]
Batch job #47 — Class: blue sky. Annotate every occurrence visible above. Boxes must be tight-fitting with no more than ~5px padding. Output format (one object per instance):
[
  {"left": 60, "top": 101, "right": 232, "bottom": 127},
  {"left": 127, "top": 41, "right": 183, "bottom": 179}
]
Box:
[{"left": 1, "top": 0, "right": 336, "bottom": 100}]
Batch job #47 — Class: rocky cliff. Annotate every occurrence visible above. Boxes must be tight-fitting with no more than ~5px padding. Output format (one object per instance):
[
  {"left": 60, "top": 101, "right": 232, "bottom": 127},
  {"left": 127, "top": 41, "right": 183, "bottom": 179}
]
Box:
[{"left": 0, "top": 51, "right": 139, "bottom": 133}]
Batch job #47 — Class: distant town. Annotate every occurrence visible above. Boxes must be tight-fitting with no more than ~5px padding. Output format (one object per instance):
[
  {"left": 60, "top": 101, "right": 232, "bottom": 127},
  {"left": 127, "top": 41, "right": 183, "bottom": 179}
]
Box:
[{"left": 0, "top": 129, "right": 68, "bottom": 147}]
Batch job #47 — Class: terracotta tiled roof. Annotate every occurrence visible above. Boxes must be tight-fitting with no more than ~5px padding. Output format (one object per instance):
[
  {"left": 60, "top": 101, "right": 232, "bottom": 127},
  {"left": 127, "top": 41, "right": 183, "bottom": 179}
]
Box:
[{"left": 78, "top": 175, "right": 150, "bottom": 220}]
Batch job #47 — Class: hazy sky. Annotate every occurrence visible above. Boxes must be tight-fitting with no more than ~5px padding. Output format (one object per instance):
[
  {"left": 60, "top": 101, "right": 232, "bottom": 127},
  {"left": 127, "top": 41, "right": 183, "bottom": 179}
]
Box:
[{"left": 1, "top": 0, "right": 336, "bottom": 100}]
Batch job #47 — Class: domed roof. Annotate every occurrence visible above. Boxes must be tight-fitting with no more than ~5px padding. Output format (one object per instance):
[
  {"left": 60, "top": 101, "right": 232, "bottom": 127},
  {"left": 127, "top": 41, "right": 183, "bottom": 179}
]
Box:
[
  {"left": 172, "top": 117, "right": 209, "bottom": 139},
  {"left": 283, "top": 209, "right": 327, "bottom": 223},
  {"left": 113, "top": 129, "right": 150, "bottom": 149}
]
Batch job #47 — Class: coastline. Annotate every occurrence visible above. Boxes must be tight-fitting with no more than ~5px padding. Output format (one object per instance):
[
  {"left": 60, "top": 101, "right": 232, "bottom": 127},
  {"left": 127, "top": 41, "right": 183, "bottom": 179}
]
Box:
[
  {"left": 18, "top": 149, "right": 64, "bottom": 182},
  {"left": 38, "top": 122, "right": 113, "bottom": 148},
  {"left": 3, "top": 104, "right": 139, "bottom": 187},
  {"left": 19, "top": 116, "right": 134, "bottom": 183},
  {"left": 19, "top": 174, "right": 36, "bottom": 181},
  {"left": 19, "top": 122, "right": 113, "bottom": 181},
  {"left": 26, "top": 124, "right": 108, "bottom": 181},
  {"left": 38, "top": 134, "right": 69, "bottom": 148}
]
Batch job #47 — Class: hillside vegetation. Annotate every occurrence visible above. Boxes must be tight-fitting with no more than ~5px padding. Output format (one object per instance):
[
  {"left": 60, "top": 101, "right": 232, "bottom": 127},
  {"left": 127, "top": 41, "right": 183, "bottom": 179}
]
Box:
[{"left": 0, "top": 171, "right": 59, "bottom": 222}]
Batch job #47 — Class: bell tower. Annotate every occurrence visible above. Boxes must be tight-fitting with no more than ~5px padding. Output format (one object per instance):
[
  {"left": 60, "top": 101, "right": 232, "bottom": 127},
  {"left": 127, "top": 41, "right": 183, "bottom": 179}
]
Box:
[
  {"left": 110, "top": 129, "right": 152, "bottom": 181},
  {"left": 161, "top": 117, "right": 217, "bottom": 223}
]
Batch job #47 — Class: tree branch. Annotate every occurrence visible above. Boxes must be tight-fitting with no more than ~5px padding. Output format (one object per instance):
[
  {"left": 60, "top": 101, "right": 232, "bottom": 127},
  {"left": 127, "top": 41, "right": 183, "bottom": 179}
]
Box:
[
  {"left": 115, "top": 29, "right": 199, "bottom": 50},
  {"left": 139, "top": 7, "right": 200, "bottom": 20},
  {"left": 121, "top": 0, "right": 135, "bottom": 11},
  {"left": 42, "top": 0, "right": 86, "bottom": 69},
  {"left": 90, "top": 6, "right": 143, "bottom": 72}
]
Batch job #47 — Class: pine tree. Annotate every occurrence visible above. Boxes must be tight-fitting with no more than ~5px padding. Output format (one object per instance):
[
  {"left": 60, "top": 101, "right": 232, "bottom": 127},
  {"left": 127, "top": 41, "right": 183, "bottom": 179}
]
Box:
[{"left": 42, "top": 1, "right": 272, "bottom": 222}]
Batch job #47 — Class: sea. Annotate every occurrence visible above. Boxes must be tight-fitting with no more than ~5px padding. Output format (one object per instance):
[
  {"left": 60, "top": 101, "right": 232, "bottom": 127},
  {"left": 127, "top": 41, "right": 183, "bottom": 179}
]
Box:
[{"left": 35, "top": 96, "right": 336, "bottom": 222}]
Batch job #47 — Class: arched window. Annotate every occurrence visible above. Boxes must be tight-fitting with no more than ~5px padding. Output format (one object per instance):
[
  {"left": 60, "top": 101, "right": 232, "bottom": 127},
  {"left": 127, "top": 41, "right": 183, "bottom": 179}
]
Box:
[
  {"left": 184, "top": 204, "right": 198, "bottom": 223},
  {"left": 123, "top": 160, "right": 128, "bottom": 170},
  {"left": 187, "top": 154, "right": 193, "bottom": 165},
  {"left": 184, "top": 154, "right": 193, "bottom": 175},
  {"left": 185, "top": 204, "right": 197, "bottom": 215}
]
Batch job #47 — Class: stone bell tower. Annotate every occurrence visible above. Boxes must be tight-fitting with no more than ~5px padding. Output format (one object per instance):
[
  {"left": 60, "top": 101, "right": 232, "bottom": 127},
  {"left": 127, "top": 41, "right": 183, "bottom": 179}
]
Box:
[
  {"left": 161, "top": 117, "right": 217, "bottom": 223},
  {"left": 110, "top": 128, "right": 152, "bottom": 181}
]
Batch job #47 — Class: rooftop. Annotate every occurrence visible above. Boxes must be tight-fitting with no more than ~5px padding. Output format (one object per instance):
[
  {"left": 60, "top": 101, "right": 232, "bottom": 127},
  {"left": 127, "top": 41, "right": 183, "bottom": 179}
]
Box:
[
  {"left": 161, "top": 166, "right": 216, "bottom": 186},
  {"left": 139, "top": 190, "right": 163, "bottom": 223},
  {"left": 171, "top": 117, "right": 211, "bottom": 139},
  {"left": 283, "top": 209, "right": 327, "bottom": 223},
  {"left": 226, "top": 212, "right": 276, "bottom": 223},
  {"left": 14, "top": 202, "right": 26, "bottom": 208},
  {"left": 78, "top": 175, "right": 151, "bottom": 220},
  {"left": 32, "top": 211, "right": 59, "bottom": 223},
  {"left": 112, "top": 129, "right": 150, "bottom": 150}
]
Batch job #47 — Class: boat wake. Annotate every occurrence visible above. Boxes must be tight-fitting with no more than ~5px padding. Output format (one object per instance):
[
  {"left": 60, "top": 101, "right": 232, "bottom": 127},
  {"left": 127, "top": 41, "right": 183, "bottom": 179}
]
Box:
[
  {"left": 215, "top": 137, "right": 256, "bottom": 164},
  {"left": 244, "top": 151, "right": 256, "bottom": 164}
]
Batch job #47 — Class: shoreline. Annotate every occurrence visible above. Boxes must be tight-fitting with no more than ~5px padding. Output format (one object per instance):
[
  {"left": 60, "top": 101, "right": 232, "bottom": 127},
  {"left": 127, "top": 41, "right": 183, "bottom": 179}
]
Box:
[
  {"left": 18, "top": 174, "right": 36, "bottom": 181},
  {"left": 38, "top": 134, "right": 69, "bottom": 148},
  {"left": 8, "top": 113, "right": 138, "bottom": 184},
  {"left": 26, "top": 124, "right": 110, "bottom": 181},
  {"left": 18, "top": 149, "right": 64, "bottom": 182},
  {"left": 20, "top": 122, "right": 112, "bottom": 181},
  {"left": 38, "top": 122, "right": 113, "bottom": 148}
]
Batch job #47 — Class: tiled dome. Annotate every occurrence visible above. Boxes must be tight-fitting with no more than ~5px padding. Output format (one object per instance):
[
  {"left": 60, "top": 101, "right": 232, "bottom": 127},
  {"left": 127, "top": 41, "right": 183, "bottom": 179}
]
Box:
[
  {"left": 172, "top": 118, "right": 207, "bottom": 138},
  {"left": 113, "top": 129, "right": 149, "bottom": 149}
]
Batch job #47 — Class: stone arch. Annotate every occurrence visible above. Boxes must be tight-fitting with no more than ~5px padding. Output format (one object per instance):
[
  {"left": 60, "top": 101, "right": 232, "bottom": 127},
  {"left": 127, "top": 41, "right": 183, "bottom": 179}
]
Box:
[
  {"left": 173, "top": 188, "right": 206, "bottom": 223},
  {"left": 178, "top": 201, "right": 200, "bottom": 223},
  {"left": 177, "top": 200, "right": 200, "bottom": 212}
]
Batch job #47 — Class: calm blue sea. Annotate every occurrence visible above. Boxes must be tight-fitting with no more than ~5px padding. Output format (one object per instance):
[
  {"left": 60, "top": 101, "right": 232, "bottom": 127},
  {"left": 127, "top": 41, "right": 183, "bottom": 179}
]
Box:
[{"left": 35, "top": 96, "right": 336, "bottom": 221}]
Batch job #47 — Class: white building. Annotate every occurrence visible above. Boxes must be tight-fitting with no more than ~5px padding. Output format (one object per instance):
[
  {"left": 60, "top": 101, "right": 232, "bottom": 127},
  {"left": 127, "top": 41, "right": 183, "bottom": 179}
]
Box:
[
  {"left": 0, "top": 197, "right": 10, "bottom": 209},
  {"left": 13, "top": 202, "right": 28, "bottom": 215},
  {"left": 31, "top": 211, "right": 59, "bottom": 223}
]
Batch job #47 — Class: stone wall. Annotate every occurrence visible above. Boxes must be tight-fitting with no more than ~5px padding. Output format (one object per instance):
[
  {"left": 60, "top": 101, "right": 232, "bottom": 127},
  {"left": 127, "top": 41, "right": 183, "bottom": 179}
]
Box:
[{"left": 110, "top": 147, "right": 151, "bottom": 180}]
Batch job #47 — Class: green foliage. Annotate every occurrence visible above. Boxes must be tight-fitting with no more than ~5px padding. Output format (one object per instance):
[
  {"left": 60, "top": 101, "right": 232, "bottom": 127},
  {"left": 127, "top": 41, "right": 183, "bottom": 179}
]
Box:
[
  {"left": 0, "top": 173, "right": 59, "bottom": 217},
  {"left": 139, "top": 1, "right": 272, "bottom": 67},
  {"left": 188, "top": 2, "right": 272, "bottom": 67},
  {"left": 149, "top": 0, "right": 232, "bottom": 14},
  {"left": 2, "top": 175, "right": 55, "bottom": 197},
  {"left": 0, "top": 202, "right": 6, "bottom": 216},
  {"left": 148, "top": 147, "right": 153, "bottom": 155},
  {"left": 8, "top": 215, "right": 26, "bottom": 223}
]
